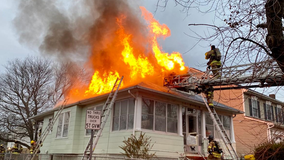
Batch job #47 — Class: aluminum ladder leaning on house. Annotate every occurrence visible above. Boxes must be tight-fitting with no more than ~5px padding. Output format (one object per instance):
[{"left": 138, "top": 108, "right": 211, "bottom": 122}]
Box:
[
  {"left": 201, "top": 95, "right": 239, "bottom": 160},
  {"left": 26, "top": 99, "right": 69, "bottom": 160},
  {"left": 81, "top": 76, "right": 124, "bottom": 160}
]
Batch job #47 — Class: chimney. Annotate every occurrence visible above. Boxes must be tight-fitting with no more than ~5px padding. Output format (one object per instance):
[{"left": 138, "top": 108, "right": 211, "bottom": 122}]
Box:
[{"left": 269, "top": 94, "right": 275, "bottom": 99}]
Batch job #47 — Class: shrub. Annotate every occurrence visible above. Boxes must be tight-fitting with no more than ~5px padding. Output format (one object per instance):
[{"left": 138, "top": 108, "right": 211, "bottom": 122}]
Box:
[
  {"left": 120, "top": 132, "right": 156, "bottom": 159},
  {"left": 254, "top": 141, "right": 284, "bottom": 160}
]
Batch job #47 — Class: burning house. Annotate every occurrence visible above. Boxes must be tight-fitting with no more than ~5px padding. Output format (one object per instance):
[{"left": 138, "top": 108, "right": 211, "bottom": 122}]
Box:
[
  {"left": 23, "top": 1, "right": 243, "bottom": 159},
  {"left": 32, "top": 81, "right": 242, "bottom": 159}
]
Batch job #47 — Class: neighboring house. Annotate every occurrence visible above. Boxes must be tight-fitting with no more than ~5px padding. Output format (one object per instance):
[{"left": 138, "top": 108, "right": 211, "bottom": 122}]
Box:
[
  {"left": 32, "top": 82, "right": 242, "bottom": 159},
  {"left": 213, "top": 88, "right": 284, "bottom": 157}
]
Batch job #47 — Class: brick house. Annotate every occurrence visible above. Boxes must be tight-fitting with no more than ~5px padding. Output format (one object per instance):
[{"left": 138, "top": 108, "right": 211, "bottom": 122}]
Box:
[{"left": 214, "top": 88, "right": 284, "bottom": 157}]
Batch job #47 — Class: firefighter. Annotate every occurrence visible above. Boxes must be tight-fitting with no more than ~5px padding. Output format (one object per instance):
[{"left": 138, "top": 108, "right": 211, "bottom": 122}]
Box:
[
  {"left": 205, "top": 45, "right": 222, "bottom": 78},
  {"left": 11, "top": 141, "right": 22, "bottom": 154},
  {"left": 204, "top": 85, "right": 214, "bottom": 107},
  {"left": 0, "top": 144, "right": 5, "bottom": 154},
  {"left": 208, "top": 135, "right": 222, "bottom": 160},
  {"left": 30, "top": 140, "right": 40, "bottom": 154},
  {"left": 0, "top": 144, "right": 5, "bottom": 160}
]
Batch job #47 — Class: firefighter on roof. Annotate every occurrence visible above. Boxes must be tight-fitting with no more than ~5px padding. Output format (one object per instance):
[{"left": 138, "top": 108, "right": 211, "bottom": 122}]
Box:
[
  {"left": 205, "top": 45, "right": 222, "bottom": 78},
  {"left": 208, "top": 135, "right": 223, "bottom": 160}
]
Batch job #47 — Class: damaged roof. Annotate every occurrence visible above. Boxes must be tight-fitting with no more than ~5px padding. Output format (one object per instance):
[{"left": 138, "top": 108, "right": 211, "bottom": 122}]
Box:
[{"left": 32, "top": 82, "right": 243, "bottom": 120}]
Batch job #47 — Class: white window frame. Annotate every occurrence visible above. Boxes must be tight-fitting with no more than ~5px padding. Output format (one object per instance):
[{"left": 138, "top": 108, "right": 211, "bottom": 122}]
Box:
[
  {"left": 56, "top": 111, "right": 70, "bottom": 138},
  {"left": 141, "top": 98, "right": 178, "bottom": 134},
  {"left": 112, "top": 98, "right": 135, "bottom": 131}
]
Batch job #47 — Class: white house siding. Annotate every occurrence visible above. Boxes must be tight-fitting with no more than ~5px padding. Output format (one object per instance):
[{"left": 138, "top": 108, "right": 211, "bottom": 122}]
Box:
[{"left": 40, "top": 106, "right": 77, "bottom": 154}]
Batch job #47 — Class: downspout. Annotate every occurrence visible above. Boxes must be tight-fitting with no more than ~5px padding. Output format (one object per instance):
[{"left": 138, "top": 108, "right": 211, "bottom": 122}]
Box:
[{"left": 267, "top": 123, "right": 274, "bottom": 141}]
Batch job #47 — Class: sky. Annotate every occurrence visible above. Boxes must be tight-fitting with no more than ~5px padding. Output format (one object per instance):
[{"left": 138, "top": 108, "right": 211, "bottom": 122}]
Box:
[
  {"left": 1, "top": 0, "right": 284, "bottom": 101},
  {"left": 0, "top": 0, "right": 214, "bottom": 72}
]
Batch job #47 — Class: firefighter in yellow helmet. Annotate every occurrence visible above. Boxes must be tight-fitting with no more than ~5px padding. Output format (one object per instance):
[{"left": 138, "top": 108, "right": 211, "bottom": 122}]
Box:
[
  {"left": 208, "top": 135, "right": 222, "bottom": 160},
  {"left": 0, "top": 144, "right": 5, "bottom": 160},
  {"left": 11, "top": 141, "right": 22, "bottom": 154},
  {"left": 205, "top": 45, "right": 222, "bottom": 78},
  {"left": 30, "top": 140, "right": 40, "bottom": 154}
]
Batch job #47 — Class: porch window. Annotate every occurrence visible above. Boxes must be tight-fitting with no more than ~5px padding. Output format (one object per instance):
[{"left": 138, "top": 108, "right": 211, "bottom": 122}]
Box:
[
  {"left": 142, "top": 98, "right": 178, "bottom": 133},
  {"left": 223, "top": 116, "right": 231, "bottom": 139},
  {"left": 112, "top": 98, "right": 135, "bottom": 131},
  {"left": 56, "top": 111, "right": 70, "bottom": 138},
  {"left": 206, "top": 113, "right": 231, "bottom": 140},
  {"left": 205, "top": 113, "right": 214, "bottom": 137}
]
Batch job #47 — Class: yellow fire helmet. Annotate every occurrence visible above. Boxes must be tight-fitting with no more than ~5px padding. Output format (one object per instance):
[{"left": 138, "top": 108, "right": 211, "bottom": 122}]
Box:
[{"left": 31, "top": 140, "right": 35, "bottom": 144}]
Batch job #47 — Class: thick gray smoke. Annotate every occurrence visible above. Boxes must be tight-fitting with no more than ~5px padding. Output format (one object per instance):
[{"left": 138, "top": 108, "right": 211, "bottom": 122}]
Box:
[{"left": 13, "top": 0, "right": 143, "bottom": 63}]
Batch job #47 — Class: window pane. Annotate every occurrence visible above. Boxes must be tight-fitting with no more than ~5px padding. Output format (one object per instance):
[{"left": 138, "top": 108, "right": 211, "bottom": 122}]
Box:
[
  {"left": 167, "top": 118, "right": 177, "bottom": 133},
  {"left": 223, "top": 116, "right": 231, "bottom": 128},
  {"left": 167, "top": 104, "right": 178, "bottom": 118},
  {"left": 128, "top": 114, "right": 134, "bottom": 129},
  {"left": 206, "top": 125, "right": 214, "bottom": 137},
  {"left": 205, "top": 113, "right": 213, "bottom": 125},
  {"left": 112, "top": 116, "right": 119, "bottom": 131},
  {"left": 63, "top": 124, "right": 68, "bottom": 137},
  {"left": 64, "top": 112, "right": 70, "bottom": 124},
  {"left": 128, "top": 99, "right": 135, "bottom": 114},
  {"left": 121, "top": 100, "right": 128, "bottom": 115},
  {"left": 56, "top": 124, "right": 62, "bottom": 137},
  {"left": 155, "top": 101, "right": 166, "bottom": 116},
  {"left": 155, "top": 117, "right": 166, "bottom": 132},
  {"left": 120, "top": 115, "right": 127, "bottom": 130},
  {"left": 96, "top": 106, "right": 103, "bottom": 111},
  {"left": 114, "top": 102, "right": 120, "bottom": 116},
  {"left": 142, "top": 114, "right": 153, "bottom": 130},
  {"left": 56, "top": 113, "right": 63, "bottom": 137},
  {"left": 142, "top": 99, "right": 154, "bottom": 114}
]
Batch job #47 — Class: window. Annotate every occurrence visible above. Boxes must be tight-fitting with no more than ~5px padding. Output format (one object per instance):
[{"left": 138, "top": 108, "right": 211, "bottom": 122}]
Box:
[
  {"left": 265, "top": 102, "right": 274, "bottom": 121},
  {"left": 86, "top": 106, "right": 102, "bottom": 136},
  {"left": 112, "top": 98, "right": 135, "bottom": 131},
  {"left": 48, "top": 118, "right": 53, "bottom": 134},
  {"left": 206, "top": 113, "right": 231, "bottom": 140},
  {"left": 249, "top": 97, "right": 260, "bottom": 118},
  {"left": 276, "top": 105, "right": 283, "bottom": 123},
  {"left": 56, "top": 112, "right": 70, "bottom": 138},
  {"left": 142, "top": 98, "right": 178, "bottom": 133},
  {"left": 205, "top": 113, "right": 214, "bottom": 137}
]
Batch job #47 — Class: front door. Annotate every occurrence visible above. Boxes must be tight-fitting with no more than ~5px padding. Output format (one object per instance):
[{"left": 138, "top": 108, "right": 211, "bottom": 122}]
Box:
[{"left": 183, "top": 108, "right": 201, "bottom": 153}]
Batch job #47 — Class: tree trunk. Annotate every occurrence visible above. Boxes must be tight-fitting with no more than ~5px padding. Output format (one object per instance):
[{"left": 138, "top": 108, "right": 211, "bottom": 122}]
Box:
[{"left": 265, "top": 0, "right": 284, "bottom": 72}]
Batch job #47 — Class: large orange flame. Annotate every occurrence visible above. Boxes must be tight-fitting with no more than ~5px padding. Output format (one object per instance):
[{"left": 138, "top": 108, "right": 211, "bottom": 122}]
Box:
[{"left": 65, "top": 7, "right": 187, "bottom": 103}]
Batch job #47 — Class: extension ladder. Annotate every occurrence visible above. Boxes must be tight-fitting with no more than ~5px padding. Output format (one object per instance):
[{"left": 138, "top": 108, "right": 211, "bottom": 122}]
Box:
[
  {"left": 27, "top": 99, "right": 68, "bottom": 160},
  {"left": 201, "top": 94, "right": 238, "bottom": 160},
  {"left": 81, "top": 76, "right": 124, "bottom": 160}
]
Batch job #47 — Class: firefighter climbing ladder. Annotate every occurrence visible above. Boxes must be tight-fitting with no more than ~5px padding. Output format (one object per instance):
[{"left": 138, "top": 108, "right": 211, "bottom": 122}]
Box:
[
  {"left": 201, "top": 94, "right": 238, "bottom": 160},
  {"left": 27, "top": 99, "right": 69, "bottom": 160},
  {"left": 164, "top": 60, "right": 284, "bottom": 160},
  {"left": 81, "top": 76, "right": 124, "bottom": 160}
]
